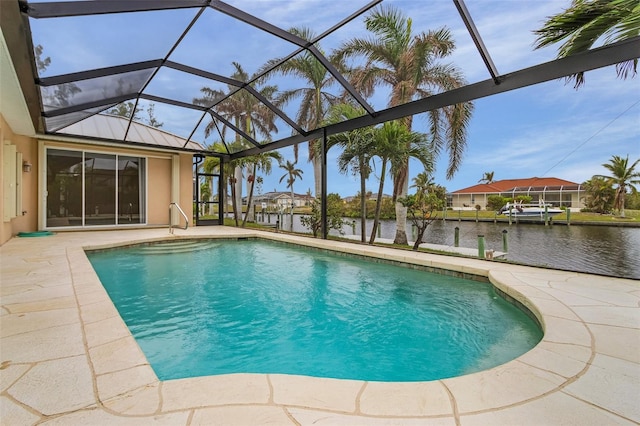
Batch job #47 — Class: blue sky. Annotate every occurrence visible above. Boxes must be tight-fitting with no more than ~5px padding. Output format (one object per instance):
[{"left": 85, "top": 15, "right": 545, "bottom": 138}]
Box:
[
  {"left": 31, "top": 0, "right": 639, "bottom": 197},
  {"left": 256, "top": 1, "right": 639, "bottom": 196}
]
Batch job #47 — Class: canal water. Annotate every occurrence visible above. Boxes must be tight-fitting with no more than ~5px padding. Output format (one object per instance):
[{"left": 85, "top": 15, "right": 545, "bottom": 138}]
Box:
[{"left": 268, "top": 214, "right": 640, "bottom": 280}]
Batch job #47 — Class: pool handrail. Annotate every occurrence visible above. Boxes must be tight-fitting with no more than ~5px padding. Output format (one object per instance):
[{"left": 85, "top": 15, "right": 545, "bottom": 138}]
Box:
[{"left": 169, "top": 202, "right": 189, "bottom": 234}]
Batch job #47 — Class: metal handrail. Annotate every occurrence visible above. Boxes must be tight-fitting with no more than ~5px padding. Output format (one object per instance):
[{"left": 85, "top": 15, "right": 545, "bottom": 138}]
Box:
[{"left": 169, "top": 202, "right": 189, "bottom": 234}]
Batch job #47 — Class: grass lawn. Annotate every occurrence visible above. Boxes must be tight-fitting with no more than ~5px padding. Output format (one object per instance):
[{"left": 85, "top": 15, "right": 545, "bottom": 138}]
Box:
[
  {"left": 437, "top": 209, "right": 639, "bottom": 223},
  {"left": 199, "top": 209, "right": 639, "bottom": 230}
]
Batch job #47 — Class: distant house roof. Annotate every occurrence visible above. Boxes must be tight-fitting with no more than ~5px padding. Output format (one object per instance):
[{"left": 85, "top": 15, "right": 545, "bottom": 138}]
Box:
[
  {"left": 59, "top": 114, "right": 205, "bottom": 151},
  {"left": 452, "top": 177, "right": 580, "bottom": 194}
]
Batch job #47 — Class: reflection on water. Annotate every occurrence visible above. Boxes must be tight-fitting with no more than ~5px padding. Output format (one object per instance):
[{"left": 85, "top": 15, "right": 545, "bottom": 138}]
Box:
[{"left": 276, "top": 214, "right": 640, "bottom": 280}]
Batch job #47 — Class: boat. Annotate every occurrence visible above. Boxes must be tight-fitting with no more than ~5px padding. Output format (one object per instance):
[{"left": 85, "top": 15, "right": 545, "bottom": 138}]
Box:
[{"left": 498, "top": 201, "right": 563, "bottom": 220}]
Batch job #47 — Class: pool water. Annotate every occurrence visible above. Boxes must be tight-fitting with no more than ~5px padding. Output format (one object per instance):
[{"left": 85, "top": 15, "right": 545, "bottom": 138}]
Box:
[{"left": 87, "top": 239, "right": 542, "bottom": 382}]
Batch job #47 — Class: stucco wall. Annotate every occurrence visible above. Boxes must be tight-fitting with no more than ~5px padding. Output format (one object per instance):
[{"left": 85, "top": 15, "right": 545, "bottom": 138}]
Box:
[
  {"left": 147, "top": 157, "right": 171, "bottom": 225},
  {"left": 1, "top": 114, "right": 37, "bottom": 245},
  {"left": 135, "top": 153, "right": 193, "bottom": 226},
  {"left": 180, "top": 153, "right": 194, "bottom": 222}
]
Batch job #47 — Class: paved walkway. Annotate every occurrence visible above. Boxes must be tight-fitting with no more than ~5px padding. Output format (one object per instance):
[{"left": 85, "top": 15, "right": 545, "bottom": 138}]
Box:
[{"left": 1, "top": 227, "right": 638, "bottom": 425}]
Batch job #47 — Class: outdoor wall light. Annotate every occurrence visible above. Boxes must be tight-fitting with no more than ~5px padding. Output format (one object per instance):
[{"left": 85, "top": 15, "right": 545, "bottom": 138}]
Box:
[{"left": 22, "top": 161, "right": 32, "bottom": 173}]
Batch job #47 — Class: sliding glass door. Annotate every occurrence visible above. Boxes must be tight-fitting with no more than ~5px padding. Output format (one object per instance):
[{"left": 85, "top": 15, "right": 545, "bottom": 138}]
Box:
[
  {"left": 118, "top": 156, "right": 145, "bottom": 224},
  {"left": 46, "top": 148, "right": 146, "bottom": 228}
]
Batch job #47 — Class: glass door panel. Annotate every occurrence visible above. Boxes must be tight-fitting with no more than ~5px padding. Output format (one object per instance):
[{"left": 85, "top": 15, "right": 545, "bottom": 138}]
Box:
[
  {"left": 118, "top": 156, "right": 145, "bottom": 224},
  {"left": 46, "top": 149, "right": 83, "bottom": 227},
  {"left": 84, "top": 153, "right": 116, "bottom": 226}
]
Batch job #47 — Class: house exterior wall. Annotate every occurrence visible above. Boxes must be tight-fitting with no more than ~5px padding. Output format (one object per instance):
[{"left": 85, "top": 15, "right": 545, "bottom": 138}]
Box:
[
  {"left": 450, "top": 193, "right": 495, "bottom": 209},
  {"left": 1, "top": 113, "right": 195, "bottom": 245},
  {"left": 147, "top": 157, "right": 172, "bottom": 225},
  {"left": 1, "top": 114, "right": 38, "bottom": 245},
  {"left": 179, "top": 153, "right": 194, "bottom": 223},
  {"left": 40, "top": 141, "right": 194, "bottom": 229},
  {"left": 450, "top": 189, "right": 586, "bottom": 211}
]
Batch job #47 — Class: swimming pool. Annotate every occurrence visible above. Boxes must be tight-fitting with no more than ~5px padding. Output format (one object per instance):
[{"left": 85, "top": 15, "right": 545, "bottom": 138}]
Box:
[{"left": 87, "top": 238, "right": 542, "bottom": 382}]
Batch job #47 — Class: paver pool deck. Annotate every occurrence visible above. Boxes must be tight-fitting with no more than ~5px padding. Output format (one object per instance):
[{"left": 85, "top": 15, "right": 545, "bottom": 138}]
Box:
[{"left": 1, "top": 227, "right": 638, "bottom": 425}]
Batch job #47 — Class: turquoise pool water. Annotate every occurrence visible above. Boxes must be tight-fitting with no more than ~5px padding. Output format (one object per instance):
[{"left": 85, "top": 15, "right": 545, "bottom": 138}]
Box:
[{"left": 87, "top": 239, "right": 542, "bottom": 382}]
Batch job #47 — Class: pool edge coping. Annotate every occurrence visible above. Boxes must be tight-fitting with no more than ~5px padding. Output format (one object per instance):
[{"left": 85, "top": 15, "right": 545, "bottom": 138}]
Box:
[
  {"left": 78, "top": 230, "right": 587, "bottom": 416},
  {"left": 2, "top": 227, "right": 638, "bottom": 424}
]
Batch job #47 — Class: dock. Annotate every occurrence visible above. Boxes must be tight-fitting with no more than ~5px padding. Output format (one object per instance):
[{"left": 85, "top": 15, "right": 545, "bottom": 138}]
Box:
[{"left": 342, "top": 235, "right": 507, "bottom": 259}]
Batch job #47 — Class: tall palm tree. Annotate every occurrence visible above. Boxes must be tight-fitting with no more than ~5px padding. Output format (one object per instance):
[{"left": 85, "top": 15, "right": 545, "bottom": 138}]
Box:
[
  {"left": 336, "top": 5, "right": 473, "bottom": 244},
  {"left": 325, "top": 103, "right": 375, "bottom": 243},
  {"left": 478, "top": 171, "right": 495, "bottom": 184},
  {"left": 259, "top": 27, "right": 343, "bottom": 197},
  {"left": 597, "top": 154, "right": 640, "bottom": 217},
  {"left": 194, "top": 62, "right": 278, "bottom": 223},
  {"left": 369, "top": 121, "right": 433, "bottom": 245},
  {"left": 533, "top": 0, "right": 639, "bottom": 88},
  {"left": 242, "top": 150, "right": 283, "bottom": 227},
  {"left": 278, "top": 160, "right": 304, "bottom": 231}
]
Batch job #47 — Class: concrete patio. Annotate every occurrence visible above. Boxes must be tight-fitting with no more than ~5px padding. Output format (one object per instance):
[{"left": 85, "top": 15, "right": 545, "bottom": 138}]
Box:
[{"left": 1, "top": 227, "right": 638, "bottom": 425}]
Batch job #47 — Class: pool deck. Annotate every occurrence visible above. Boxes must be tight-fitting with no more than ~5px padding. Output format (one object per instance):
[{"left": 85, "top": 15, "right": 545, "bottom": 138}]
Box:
[{"left": 1, "top": 227, "right": 638, "bottom": 425}]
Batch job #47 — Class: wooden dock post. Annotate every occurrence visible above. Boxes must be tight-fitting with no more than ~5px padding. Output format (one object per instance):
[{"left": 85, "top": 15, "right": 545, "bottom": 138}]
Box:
[
  {"left": 544, "top": 205, "right": 549, "bottom": 226},
  {"left": 502, "top": 229, "right": 508, "bottom": 253},
  {"left": 478, "top": 235, "right": 485, "bottom": 259}
]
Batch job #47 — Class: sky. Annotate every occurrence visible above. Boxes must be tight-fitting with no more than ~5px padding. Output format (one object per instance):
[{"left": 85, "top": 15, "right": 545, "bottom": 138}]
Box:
[{"left": 30, "top": 0, "right": 639, "bottom": 197}]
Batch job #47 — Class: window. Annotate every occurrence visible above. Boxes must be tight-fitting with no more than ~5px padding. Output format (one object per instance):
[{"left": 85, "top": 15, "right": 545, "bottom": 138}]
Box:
[{"left": 46, "top": 148, "right": 146, "bottom": 228}]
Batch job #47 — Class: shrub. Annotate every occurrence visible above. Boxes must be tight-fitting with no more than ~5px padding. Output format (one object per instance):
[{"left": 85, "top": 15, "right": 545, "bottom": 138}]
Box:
[
  {"left": 300, "top": 194, "right": 346, "bottom": 237},
  {"left": 486, "top": 195, "right": 507, "bottom": 211}
]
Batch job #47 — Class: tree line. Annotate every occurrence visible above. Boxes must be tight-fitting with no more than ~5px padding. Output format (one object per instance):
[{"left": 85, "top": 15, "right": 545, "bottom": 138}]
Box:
[{"left": 196, "top": 0, "right": 637, "bottom": 243}]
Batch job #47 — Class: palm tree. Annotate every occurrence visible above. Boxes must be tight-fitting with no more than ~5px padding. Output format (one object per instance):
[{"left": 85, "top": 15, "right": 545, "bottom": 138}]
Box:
[
  {"left": 336, "top": 5, "right": 473, "bottom": 244},
  {"left": 369, "top": 121, "right": 433, "bottom": 245},
  {"left": 533, "top": 0, "right": 639, "bottom": 88},
  {"left": 259, "top": 27, "right": 342, "bottom": 197},
  {"left": 478, "top": 171, "right": 495, "bottom": 184},
  {"left": 404, "top": 172, "right": 444, "bottom": 250},
  {"left": 242, "top": 150, "right": 283, "bottom": 227},
  {"left": 325, "top": 103, "right": 376, "bottom": 242},
  {"left": 597, "top": 154, "right": 640, "bottom": 217},
  {"left": 278, "top": 160, "right": 304, "bottom": 231},
  {"left": 582, "top": 175, "right": 616, "bottom": 213},
  {"left": 412, "top": 171, "right": 436, "bottom": 197},
  {"left": 194, "top": 62, "right": 278, "bottom": 223}
]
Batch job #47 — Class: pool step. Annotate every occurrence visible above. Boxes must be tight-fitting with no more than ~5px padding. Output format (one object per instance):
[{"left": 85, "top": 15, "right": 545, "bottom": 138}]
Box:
[{"left": 133, "top": 240, "right": 219, "bottom": 255}]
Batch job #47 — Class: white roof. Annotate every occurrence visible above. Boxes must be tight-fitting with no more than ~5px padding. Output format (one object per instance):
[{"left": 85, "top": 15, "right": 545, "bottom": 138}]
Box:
[{"left": 60, "top": 114, "right": 204, "bottom": 151}]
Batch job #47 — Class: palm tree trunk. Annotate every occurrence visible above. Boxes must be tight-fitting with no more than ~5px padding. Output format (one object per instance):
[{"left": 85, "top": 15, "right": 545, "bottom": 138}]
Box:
[
  {"left": 393, "top": 162, "right": 409, "bottom": 245},
  {"left": 312, "top": 145, "right": 322, "bottom": 198},
  {"left": 242, "top": 164, "right": 257, "bottom": 227},
  {"left": 229, "top": 177, "right": 238, "bottom": 226},
  {"left": 359, "top": 167, "right": 367, "bottom": 243},
  {"left": 370, "top": 160, "right": 387, "bottom": 245},
  {"left": 245, "top": 165, "right": 256, "bottom": 223},
  {"left": 290, "top": 186, "right": 295, "bottom": 231},
  {"left": 616, "top": 187, "right": 626, "bottom": 217},
  {"left": 234, "top": 166, "right": 242, "bottom": 223}
]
